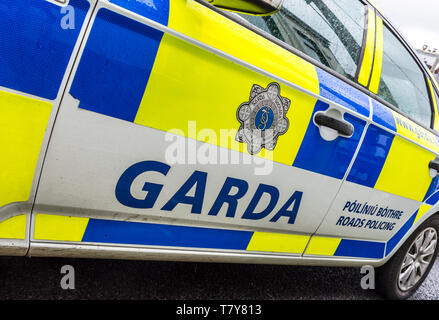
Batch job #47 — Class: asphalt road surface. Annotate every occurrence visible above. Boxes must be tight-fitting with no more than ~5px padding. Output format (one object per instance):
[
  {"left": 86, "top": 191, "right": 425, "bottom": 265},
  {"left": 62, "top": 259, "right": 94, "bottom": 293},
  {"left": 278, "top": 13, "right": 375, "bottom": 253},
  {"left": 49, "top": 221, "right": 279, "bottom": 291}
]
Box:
[{"left": 0, "top": 256, "right": 438, "bottom": 300}]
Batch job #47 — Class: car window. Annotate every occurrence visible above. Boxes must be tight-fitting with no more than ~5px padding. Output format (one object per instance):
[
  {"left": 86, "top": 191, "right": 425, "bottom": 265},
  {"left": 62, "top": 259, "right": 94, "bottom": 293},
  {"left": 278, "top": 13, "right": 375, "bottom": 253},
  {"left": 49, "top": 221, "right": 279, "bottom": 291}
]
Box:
[
  {"left": 377, "top": 25, "right": 432, "bottom": 127},
  {"left": 238, "top": 0, "right": 366, "bottom": 81}
]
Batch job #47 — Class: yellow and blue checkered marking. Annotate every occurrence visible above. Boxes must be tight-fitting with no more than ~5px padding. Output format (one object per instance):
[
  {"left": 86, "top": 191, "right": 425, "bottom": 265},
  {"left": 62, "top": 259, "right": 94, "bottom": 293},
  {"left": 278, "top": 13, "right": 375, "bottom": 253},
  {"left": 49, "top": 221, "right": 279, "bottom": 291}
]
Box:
[
  {"left": 34, "top": 213, "right": 389, "bottom": 259},
  {"left": 347, "top": 100, "right": 395, "bottom": 188},
  {"left": 48, "top": 212, "right": 425, "bottom": 260},
  {"left": 307, "top": 200, "right": 438, "bottom": 259},
  {"left": 306, "top": 236, "right": 385, "bottom": 259},
  {"left": 384, "top": 193, "right": 439, "bottom": 255},
  {"left": 70, "top": 8, "right": 166, "bottom": 122},
  {"left": 292, "top": 69, "right": 369, "bottom": 179},
  {"left": 70, "top": 0, "right": 372, "bottom": 181},
  {"left": 69, "top": 0, "right": 439, "bottom": 202},
  {"left": 34, "top": 214, "right": 309, "bottom": 254},
  {"left": 347, "top": 99, "right": 439, "bottom": 202},
  {"left": 0, "top": 91, "right": 52, "bottom": 207},
  {"left": 63, "top": 0, "right": 439, "bottom": 260}
]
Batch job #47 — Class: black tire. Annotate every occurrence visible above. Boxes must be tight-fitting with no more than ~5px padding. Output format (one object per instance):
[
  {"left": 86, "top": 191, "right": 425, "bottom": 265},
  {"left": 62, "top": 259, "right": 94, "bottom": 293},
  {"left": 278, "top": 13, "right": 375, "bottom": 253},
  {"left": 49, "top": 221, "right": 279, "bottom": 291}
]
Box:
[{"left": 375, "top": 215, "right": 439, "bottom": 300}]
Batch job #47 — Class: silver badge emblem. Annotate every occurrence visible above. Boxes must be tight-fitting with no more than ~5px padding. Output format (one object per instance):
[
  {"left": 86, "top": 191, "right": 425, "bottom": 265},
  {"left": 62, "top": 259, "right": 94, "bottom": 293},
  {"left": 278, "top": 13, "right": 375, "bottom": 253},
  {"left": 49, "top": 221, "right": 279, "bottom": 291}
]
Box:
[{"left": 236, "top": 83, "right": 290, "bottom": 155}]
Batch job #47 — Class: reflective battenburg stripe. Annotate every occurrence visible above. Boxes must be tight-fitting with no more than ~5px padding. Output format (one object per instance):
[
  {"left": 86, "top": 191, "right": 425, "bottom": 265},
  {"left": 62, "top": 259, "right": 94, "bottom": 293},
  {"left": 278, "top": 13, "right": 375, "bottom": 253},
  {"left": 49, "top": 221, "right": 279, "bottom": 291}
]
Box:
[
  {"left": 0, "top": 0, "right": 89, "bottom": 100},
  {"left": 70, "top": 8, "right": 166, "bottom": 122},
  {"left": 0, "top": 215, "right": 26, "bottom": 240},
  {"left": 34, "top": 214, "right": 309, "bottom": 254},
  {"left": 0, "top": 91, "right": 52, "bottom": 208}
]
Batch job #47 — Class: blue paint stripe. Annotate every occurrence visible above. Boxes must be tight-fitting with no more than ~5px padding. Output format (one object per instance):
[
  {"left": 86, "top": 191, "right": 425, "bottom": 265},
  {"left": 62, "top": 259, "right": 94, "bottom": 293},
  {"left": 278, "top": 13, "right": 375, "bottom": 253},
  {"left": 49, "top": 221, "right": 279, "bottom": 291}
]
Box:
[
  {"left": 109, "top": 0, "right": 169, "bottom": 26},
  {"left": 386, "top": 211, "right": 417, "bottom": 256},
  {"left": 316, "top": 68, "right": 370, "bottom": 117},
  {"left": 334, "top": 239, "right": 385, "bottom": 259},
  {"left": 293, "top": 100, "right": 366, "bottom": 179},
  {"left": 425, "top": 190, "right": 439, "bottom": 206},
  {"left": 0, "top": 0, "right": 89, "bottom": 100},
  {"left": 347, "top": 124, "right": 395, "bottom": 188},
  {"left": 70, "top": 8, "right": 165, "bottom": 122},
  {"left": 372, "top": 100, "right": 397, "bottom": 132},
  {"left": 423, "top": 178, "right": 439, "bottom": 203},
  {"left": 82, "top": 219, "right": 253, "bottom": 250}
]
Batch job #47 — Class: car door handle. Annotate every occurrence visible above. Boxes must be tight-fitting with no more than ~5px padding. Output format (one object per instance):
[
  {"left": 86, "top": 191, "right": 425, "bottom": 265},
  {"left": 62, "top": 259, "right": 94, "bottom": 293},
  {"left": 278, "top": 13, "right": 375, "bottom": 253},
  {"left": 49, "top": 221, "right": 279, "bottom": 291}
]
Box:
[
  {"left": 429, "top": 159, "right": 439, "bottom": 172},
  {"left": 314, "top": 112, "right": 354, "bottom": 137}
]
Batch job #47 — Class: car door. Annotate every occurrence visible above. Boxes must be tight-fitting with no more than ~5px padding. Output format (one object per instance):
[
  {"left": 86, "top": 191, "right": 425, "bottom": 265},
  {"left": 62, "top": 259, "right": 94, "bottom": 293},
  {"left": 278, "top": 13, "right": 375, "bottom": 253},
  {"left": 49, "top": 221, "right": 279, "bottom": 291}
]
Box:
[
  {"left": 307, "top": 9, "right": 439, "bottom": 260},
  {"left": 30, "top": 0, "right": 370, "bottom": 259},
  {"left": 0, "top": 0, "right": 93, "bottom": 255}
]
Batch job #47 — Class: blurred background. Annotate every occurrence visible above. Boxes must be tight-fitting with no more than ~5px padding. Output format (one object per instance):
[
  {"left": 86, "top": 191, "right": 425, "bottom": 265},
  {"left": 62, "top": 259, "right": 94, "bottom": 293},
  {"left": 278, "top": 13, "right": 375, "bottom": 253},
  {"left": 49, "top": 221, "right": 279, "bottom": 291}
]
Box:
[{"left": 373, "top": 0, "right": 439, "bottom": 81}]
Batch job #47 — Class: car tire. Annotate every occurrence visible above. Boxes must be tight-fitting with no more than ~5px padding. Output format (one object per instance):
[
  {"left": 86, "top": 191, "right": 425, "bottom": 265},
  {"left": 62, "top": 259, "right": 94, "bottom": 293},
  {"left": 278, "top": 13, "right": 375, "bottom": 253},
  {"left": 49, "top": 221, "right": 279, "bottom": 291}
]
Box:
[{"left": 376, "top": 215, "right": 439, "bottom": 300}]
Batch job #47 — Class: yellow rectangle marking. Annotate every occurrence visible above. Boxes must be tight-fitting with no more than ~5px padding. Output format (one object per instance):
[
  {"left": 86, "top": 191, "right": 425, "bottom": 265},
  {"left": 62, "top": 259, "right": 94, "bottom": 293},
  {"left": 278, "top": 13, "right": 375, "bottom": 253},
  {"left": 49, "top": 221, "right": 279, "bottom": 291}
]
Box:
[
  {"left": 374, "top": 135, "right": 435, "bottom": 201},
  {"left": 246, "top": 232, "right": 309, "bottom": 254},
  {"left": 136, "top": 32, "right": 318, "bottom": 166},
  {"left": 0, "top": 215, "right": 26, "bottom": 240},
  {"left": 358, "top": 8, "right": 376, "bottom": 87},
  {"left": 34, "top": 214, "right": 89, "bottom": 242},
  {"left": 305, "top": 236, "right": 342, "bottom": 256},
  {"left": 368, "top": 16, "right": 383, "bottom": 94},
  {"left": 414, "top": 204, "right": 431, "bottom": 224},
  {"left": 427, "top": 78, "right": 439, "bottom": 131},
  {"left": 0, "top": 91, "right": 52, "bottom": 208},
  {"left": 392, "top": 111, "right": 439, "bottom": 153}
]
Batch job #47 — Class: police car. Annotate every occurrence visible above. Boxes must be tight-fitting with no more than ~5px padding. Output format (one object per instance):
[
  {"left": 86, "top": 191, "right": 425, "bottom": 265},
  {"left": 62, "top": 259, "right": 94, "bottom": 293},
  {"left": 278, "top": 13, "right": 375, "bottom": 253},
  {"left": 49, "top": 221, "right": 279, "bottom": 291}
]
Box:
[{"left": 1, "top": 0, "right": 439, "bottom": 300}]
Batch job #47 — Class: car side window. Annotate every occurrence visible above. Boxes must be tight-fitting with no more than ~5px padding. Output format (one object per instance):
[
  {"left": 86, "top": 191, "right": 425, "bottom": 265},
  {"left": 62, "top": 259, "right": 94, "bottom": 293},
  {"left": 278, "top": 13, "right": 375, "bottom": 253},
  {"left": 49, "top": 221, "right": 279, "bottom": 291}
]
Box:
[
  {"left": 238, "top": 0, "right": 366, "bottom": 81},
  {"left": 377, "top": 25, "right": 432, "bottom": 127}
]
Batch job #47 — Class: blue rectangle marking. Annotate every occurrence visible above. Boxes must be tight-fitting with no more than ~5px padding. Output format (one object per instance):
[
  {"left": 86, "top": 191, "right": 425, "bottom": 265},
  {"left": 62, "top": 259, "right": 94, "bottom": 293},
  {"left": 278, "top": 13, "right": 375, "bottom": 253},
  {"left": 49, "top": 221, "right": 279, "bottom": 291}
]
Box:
[
  {"left": 293, "top": 100, "right": 366, "bottom": 179},
  {"left": 316, "top": 68, "right": 370, "bottom": 118},
  {"left": 334, "top": 239, "right": 385, "bottom": 259},
  {"left": 0, "top": 0, "right": 89, "bottom": 100},
  {"left": 70, "top": 8, "right": 164, "bottom": 122},
  {"left": 347, "top": 124, "right": 395, "bottom": 188},
  {"left": 386, "top": 211, "right": 417, "bottom": 256},
  {"left": 109, "top": 0, "right": 169, "bottom": 26},
  {"left": 82, "top": 219, "right": 254, "bottom": 250},
  {"left": 424, "top": 184, "right": 439, "bottom": 204}
]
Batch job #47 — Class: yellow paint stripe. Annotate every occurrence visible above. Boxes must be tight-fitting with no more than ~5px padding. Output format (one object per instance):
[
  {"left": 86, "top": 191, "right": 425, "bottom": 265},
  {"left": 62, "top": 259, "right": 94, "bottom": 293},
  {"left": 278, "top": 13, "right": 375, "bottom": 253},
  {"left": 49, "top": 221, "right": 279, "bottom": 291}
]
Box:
[
  {"left": 134, "top": 0, "right": 319, "bottom": 165},
  {"left": 34, "top": 214, "right": 89, "bottom": 242},
  {"left": 368, "top": 16, "right": 383, "bottom": 93},
  {"left": 305, "top": 236, "right": 341, "bottom": 256},
  {"left": 168, "top": 0, "right": 320, "bottom": 95},
  {"left": 0, "top": 215, "right": 26, "bottom": 240},
  {"left": 427, "top": 78, "right": 439, "bottom": 131},
  {"left": 414, "top": 204, "right": 432, "bottom": 224},
  {"left": 367, "top": 0, "right": 383, "bottom": 16},
  {"left": 0, "top": 91, "right": 52, "bottom": 208},
  {"left": 246, "top": 232, "right": 309, "bottom": 254},
  {"left": 374, "top": 135, "right": 435, "bottom": 202},
  {"left": 392, "top": 111, "right": 439, "bottom": 153},
  {"left": 358, "top": 8, "right": 376, "bottom": 87},
  {"left": 136, "top": 32, "right": 318, "bottom": 165}
]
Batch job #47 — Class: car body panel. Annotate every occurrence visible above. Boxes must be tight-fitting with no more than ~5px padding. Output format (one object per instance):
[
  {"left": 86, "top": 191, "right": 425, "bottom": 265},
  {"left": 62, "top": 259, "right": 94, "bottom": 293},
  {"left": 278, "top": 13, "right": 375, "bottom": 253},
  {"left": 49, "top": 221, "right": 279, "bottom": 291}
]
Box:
[{"left": 0, "top": 0, "right": 437, "bottom": 268}]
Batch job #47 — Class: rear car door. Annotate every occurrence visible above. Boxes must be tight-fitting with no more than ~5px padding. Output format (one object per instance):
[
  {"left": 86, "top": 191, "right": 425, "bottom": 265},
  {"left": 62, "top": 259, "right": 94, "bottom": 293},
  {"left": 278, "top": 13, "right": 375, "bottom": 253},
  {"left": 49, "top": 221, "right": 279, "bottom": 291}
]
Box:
[
  {"left": 309, "top": 9, "right": 439, "bottom": 261},
  {"left": 30, "top": 0, "right": 369, "bottom": 259}
]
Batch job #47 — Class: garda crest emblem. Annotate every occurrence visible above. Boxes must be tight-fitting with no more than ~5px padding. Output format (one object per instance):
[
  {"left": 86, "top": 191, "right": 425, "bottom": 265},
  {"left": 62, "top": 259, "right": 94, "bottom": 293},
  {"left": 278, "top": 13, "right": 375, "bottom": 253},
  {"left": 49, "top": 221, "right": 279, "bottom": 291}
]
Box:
[{"left": 236, "top": 83, "right": 290, "bottom": 155}]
